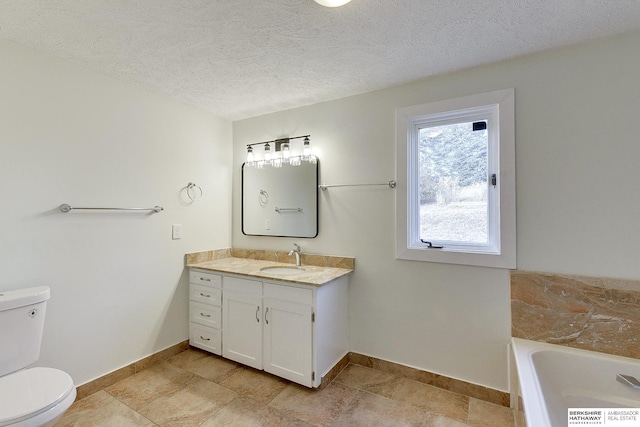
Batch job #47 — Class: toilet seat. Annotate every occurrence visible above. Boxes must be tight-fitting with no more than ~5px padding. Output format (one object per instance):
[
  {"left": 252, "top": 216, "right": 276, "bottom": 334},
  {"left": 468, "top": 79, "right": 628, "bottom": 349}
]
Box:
[{"left": 0, "top": 367, "right": 75, "bottom": 426}]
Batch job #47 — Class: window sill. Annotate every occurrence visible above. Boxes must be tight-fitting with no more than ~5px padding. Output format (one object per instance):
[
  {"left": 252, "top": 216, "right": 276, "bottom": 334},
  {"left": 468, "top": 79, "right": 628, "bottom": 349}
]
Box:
[{"left": 396, "top": 246, "right": 516, "bottom": 269}]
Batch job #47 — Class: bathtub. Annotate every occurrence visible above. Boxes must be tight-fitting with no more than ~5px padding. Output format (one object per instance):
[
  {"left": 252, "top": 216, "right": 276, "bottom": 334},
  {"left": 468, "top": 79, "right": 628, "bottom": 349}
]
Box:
[{"left": 512, "top": 338, "right": 640, "bottom": 427}]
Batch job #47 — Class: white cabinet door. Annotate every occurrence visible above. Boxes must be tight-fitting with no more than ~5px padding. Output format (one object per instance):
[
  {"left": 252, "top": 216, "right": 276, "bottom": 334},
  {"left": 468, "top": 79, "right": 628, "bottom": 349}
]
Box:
[
  {"left": 223, "top": 290, "right": 263, "bottom": 369},
  {"left": 263, "top": 297, "right": 313, "bottom": 387}
]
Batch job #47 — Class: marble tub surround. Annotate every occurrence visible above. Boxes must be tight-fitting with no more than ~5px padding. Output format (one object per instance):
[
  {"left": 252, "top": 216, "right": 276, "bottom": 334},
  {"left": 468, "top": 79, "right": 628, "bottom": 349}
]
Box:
[
  {"left": 511, "top": 270, "right": 640, "bottom": 359},
  {"left": 186, "top": 250, "right": 354, "bottom": 286}
]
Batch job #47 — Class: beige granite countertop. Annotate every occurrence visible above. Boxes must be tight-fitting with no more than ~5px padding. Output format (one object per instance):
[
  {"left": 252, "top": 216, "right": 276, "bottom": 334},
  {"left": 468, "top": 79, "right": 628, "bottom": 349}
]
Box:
[{"left": 186, "top": 251, "right": 353, "bottom": 287}]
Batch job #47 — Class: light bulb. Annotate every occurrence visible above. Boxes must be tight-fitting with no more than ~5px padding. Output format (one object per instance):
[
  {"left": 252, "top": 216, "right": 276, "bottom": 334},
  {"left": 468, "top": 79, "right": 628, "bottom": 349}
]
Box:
[
  {"left": 282, "top": 142, "right": 291, "bottom": 163},
  {"left": 246, "top": 146, "right": 255, "bottom": 166},
  {"left": 302, "top": 136, "right": 311, "bottom": 160},
  {"left": 272, "top": 150, "right": 282, "bottom": 168},
  {"left": 264, "top": 143, "right": 272, "bottom": 164}
]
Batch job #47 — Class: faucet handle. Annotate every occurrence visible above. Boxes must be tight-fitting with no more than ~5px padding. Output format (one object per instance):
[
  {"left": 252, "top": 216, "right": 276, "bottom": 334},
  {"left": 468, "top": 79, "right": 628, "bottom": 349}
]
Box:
[{"left": 293, "top": 243, "right": 301, "bottom": 252}]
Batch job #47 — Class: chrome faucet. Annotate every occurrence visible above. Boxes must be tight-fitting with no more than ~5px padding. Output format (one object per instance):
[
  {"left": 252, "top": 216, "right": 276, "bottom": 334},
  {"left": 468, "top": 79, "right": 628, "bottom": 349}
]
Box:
[{"left": 288, "top": 243, "right": 302, "bottom": 266}]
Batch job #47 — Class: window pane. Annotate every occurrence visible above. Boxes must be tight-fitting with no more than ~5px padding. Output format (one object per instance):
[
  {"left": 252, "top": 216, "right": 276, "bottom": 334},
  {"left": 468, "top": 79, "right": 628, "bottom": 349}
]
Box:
[{"left": 418, "top": 121, "right": 488, "bottom": 244}]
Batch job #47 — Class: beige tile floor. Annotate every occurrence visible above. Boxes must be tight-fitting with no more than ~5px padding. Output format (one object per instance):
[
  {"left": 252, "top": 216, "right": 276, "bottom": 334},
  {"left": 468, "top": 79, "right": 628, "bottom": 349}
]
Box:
[{"left": 57, "top": 348, "right": 521, "bottom": 426}]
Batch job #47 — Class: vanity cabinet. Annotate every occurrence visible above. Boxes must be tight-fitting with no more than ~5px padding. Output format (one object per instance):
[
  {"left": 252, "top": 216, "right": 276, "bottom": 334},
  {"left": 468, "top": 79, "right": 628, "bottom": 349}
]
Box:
[
  {"left": 222, "top": 277, "right": 314, "bottom": 386},
  {"left": 189, "top": 267, "right": 349, "bottom": 388},
  {"left": 188, "top": 270, "right": 222, "bottom": 355}
]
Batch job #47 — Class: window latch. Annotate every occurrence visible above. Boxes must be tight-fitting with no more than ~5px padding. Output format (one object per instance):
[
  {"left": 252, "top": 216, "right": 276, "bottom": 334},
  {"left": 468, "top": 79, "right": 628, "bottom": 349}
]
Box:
[
  {"left": 491, "top": 174, "right": 497, "bottom": 188},
  {"left": 420, "top": 239, "right": 443, "bottom": 249}
]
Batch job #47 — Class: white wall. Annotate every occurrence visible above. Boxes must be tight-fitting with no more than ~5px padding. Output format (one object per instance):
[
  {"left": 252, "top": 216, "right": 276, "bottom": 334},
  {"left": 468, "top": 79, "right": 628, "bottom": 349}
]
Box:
[
  {"left": 0, "top": 39, "right": 232, "bottom": 386},
  {"left": 233, "top": 30, "right": 640, "bottom": 391}
]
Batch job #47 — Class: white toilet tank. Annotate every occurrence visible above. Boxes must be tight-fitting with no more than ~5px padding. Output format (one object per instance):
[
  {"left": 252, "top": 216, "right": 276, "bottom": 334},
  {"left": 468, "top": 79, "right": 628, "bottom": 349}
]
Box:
[{"left": 0, "top": 286, "right": 50, "bottom": 377}]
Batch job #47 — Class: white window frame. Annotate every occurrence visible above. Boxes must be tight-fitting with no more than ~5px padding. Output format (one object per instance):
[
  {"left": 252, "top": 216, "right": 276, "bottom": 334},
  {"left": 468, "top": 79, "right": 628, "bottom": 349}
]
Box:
[{"left": 396, "top": 89, "right": 516, "bottom": 269}]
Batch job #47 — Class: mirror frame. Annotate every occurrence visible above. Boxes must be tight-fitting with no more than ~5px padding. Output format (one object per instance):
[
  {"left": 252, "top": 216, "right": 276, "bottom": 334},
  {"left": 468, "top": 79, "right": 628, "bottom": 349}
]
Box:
[{"left": 241, "top": 161, "right": 319, "bottom": 238}]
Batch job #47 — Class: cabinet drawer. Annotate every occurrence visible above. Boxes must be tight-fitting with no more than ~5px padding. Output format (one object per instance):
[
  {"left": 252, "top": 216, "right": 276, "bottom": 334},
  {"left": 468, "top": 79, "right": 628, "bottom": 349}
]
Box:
[
  {"left": 190, "top": 323, "right": 221, "bottom": 355},
  {"left": 190, "top": 284, "right": 221, "bottom": 306},
  {"left": 224, "top": 276, "right": 262, "bottom": 294},
  {"left": 190, "top": 302, "right": 222, "bottom": 328},
  {"left": 264, "top": 283, "right": 312, "bottom": 305},
  {"left": 190, "top": 270, "right": 222, "bottom": 288}
]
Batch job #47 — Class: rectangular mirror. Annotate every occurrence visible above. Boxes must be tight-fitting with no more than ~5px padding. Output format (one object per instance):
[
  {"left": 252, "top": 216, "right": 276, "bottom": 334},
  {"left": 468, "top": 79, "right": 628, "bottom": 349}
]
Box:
[{"left": 242, "top": 161, "right": 318, "bottom": 237}]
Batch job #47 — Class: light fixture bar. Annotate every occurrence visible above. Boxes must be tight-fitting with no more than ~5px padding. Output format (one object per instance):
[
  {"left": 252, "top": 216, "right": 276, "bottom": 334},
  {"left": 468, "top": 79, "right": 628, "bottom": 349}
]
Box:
[
  {"left": 246, "top": 135, "right": 310, "bottom": 148},
  {"left": 245, "top": 134, "right": 314, "bottom": 167}
]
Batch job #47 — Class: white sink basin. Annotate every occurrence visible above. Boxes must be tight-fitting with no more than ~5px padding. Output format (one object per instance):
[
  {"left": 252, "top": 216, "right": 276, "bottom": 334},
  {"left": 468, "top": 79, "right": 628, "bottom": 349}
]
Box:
[{"left": 260, "top": 266, "right": 305, "bottom": 275}]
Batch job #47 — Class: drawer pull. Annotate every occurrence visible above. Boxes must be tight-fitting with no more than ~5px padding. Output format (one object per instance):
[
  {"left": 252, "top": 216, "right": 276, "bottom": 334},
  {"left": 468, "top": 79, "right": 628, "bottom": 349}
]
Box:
[
  {"left": 265, "top": 307, "right": 269, "bottom": 325},
  {"left": 200, "top": 313, "right": 211, "bottom": 318},
  {"left": 199, "top": 292, "right": 211, "bottom": 298},
  {"left": 200, "top": 277, "right": 211, "bottom": 282},
  {"left": 256, "top": 306, "right": 260, "bottom": 323},
  {"left": 200, "top": 336, "right": 211, "bottom": 341}
]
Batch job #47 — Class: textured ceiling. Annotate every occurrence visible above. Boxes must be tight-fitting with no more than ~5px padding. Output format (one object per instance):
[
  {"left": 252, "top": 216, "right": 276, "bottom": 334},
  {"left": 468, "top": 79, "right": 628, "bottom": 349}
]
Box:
[{"left": 2, "top": 1, "right": 640, "bottom": 120}]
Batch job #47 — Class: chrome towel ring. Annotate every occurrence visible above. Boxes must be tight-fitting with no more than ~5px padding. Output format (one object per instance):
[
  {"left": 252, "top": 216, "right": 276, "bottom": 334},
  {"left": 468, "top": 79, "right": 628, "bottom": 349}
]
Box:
[{"left": 186, "top": 182, "right": 203, "bottom": 202}]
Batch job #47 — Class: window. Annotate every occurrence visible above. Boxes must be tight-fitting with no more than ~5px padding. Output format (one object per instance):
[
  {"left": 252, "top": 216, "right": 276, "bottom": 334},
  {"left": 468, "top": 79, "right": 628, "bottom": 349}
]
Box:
[{"left": 396, "top": 89, "right": 516, "bottom": 268}]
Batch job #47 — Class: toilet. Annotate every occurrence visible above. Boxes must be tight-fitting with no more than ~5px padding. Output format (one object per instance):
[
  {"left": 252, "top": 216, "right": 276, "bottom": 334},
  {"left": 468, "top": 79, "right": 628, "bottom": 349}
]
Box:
[{"left": 0, "top": 286, "right": 76, "bottom": 426}]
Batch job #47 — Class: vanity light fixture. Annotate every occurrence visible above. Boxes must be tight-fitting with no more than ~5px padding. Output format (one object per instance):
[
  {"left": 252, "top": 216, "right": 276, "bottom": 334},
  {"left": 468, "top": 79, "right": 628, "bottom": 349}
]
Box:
[
  {"left": 313, "top": 0, "right": 352, "bottom": 7},
  {"left": 245, "top": 135, "right": 316, "bottom": 167},
  {"left": 302, "top": 136, "right": 311, "bottom": 159},
  {"left": 246, "top": 146, "right": 255, "bottom": 166},
  {"left": 281, "top": 141, "right": 291, "bottom": 162},
  {"left": 273, "top": 150, "right": 283, "bottom": 168},
  {"left": 302, "top": 136, "right": 318, "bottom": 164},
  {"left": 263, "top": 143, "right": 272, "bottom": 165}
]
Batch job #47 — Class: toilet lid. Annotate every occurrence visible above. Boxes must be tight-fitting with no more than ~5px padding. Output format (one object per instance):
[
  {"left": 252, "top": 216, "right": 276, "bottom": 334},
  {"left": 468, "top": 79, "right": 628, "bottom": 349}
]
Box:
[{"left": 0, "top": 367, "right": 75, "bottom": 424}]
